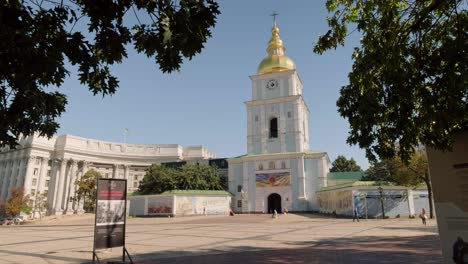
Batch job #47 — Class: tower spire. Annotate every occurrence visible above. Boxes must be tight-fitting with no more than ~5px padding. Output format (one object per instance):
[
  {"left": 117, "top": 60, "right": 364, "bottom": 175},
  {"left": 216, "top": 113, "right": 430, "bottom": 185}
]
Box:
[
  {"left": 257, "top": 13, "right": 296, "bottom": 75},
  {"left": 266, "top": 12, "right": 285, "bottom": 56}
]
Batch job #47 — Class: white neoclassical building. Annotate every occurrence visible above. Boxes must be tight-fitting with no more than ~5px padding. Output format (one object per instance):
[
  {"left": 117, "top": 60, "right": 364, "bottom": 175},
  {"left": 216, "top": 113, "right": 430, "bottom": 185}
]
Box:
[
  {"left": 0, "top": 134, "right": 215, "bottom": 217},
  {"left": 228, "top": 21, "right": 330, "bottom": 213}
]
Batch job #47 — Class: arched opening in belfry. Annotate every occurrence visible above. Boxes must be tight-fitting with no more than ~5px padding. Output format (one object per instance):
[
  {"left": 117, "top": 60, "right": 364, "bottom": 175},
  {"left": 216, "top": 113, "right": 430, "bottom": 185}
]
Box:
[{"left": 269, "top": 117, "right": 278, "bottom": 138}]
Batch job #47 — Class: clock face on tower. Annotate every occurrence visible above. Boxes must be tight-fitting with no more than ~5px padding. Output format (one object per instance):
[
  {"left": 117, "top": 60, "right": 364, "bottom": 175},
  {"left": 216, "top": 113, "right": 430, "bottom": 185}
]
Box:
[{"left": 266, "top": 79, "right": 278, "bottom": 90}]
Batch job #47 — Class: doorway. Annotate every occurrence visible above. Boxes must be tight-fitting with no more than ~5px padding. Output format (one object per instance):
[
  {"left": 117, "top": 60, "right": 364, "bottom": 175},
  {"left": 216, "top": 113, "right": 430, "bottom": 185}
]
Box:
[{"left": 267, "top": 193, "right": 282, "bottom": 213}]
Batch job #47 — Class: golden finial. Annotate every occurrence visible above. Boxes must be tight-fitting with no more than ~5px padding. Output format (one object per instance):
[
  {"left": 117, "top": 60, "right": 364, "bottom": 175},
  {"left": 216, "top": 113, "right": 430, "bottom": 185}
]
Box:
[
  {"left": 267, "top": 11, "right": 284, "bottom": 55},
  {"left": 257, "top": 12, "right": 296, "bottom": 75}
]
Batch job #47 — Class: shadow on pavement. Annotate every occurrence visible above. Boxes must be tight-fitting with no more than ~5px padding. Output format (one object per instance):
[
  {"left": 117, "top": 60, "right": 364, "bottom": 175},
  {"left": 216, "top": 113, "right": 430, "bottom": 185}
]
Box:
[{"left": 102, "top": 234, "right": 441, "bottom": 264}]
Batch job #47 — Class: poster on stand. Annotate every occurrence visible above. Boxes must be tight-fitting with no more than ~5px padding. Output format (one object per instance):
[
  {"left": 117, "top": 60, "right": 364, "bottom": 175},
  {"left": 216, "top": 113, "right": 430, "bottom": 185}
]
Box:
[{"left": 93, "top": 179, "right": 127, "bottom": 250}]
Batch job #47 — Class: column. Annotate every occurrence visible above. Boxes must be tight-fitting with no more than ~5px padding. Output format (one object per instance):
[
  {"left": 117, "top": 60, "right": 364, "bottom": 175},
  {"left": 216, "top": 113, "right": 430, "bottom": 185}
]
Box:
[
  {"left": 0, "top": 156, "right": 12, "bottom": 199},
  {"left": 297, "top": 155, "right": 306, "bottom": 198},
  {"left": 16, "top": 152, "right": 27, "bottom": 188},
  {"left": 54, "top": 159, "right": 68, "bottom": 214},
  {"left": 37, "top": 158, "right": 49, "bottom": 194},
  {"left": 124, "top": 165, "right": 130, "bottom": 193},
  {"left": 112, "top": 164, "right": 118, "bottom": 178},
  {"left": 6, "top": 153, "right": 20, "bottom": 198},
  {"left": 242, "top": 162, "right": 249, "bottom": 213},
  {"left": 68, "top": 160, "right": 79, "bottom": 213},
  {"left": 124, "top": 165, "right": 130, "bottom": 180},
  {"left": 36, "top": 157, "right": 49, "bottom": 217},
  {"left": 17, "top": 157, "right": 27, "bottom": 189},
  {"left": 64, "top": 160, "right": 77, "bottom": 214},
  {"left": 48, "top": 159, "right": 59, "bottom": 212},
  {"left": 22, "top": 156, "right": 35, "bottom": 197},
  {"left": 76, "top": 161, "right": 89, "bottom": 213}
]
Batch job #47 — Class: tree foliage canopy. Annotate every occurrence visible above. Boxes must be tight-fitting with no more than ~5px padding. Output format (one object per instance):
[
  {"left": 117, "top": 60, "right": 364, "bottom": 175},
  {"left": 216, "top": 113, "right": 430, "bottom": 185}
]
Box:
[
  {"left": 315, "top": 0, "right": 468, "bottom": 162},
  {"left": 0, "top": 0, "right": 220, "bottom": 147},
  {"left": 75, "top": 169, "right": 101, "bottom": 212},
  {"left": 330, "top": 155, "right": 362, "bottom": 172},
  {"left": 362, "top": 151, "right": 428, "bottom": 186},
  {"left": 32, "top": 191, "right": 49, "bottom": 219},
  {"left": 362, "top": 150, "right": 434, "bottom": 217},
  {"left": 4, "top": 187, "right": 30, "bottom": 217},
  {"left": 138, "top": 164, "right": 224, "bottom": 195}
]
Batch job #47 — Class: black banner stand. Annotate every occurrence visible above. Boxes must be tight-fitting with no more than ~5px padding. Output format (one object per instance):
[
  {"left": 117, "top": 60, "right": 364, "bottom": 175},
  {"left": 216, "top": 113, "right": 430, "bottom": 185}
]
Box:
[{"left": 92, "top": 178, "right": 134, "bottom": 264}]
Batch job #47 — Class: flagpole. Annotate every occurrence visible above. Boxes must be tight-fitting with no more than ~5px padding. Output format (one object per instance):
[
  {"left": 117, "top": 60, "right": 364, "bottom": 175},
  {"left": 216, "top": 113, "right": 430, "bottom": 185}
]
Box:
[{"left": 123, "top": 128, "right": 129, "bottom": 144}]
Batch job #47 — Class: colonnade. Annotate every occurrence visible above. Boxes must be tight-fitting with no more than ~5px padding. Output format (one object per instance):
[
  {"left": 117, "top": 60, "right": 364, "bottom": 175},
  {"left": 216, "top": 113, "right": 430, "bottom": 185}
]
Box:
[{"left": 48, "top": 159, "right": 135, "bottom": 215}]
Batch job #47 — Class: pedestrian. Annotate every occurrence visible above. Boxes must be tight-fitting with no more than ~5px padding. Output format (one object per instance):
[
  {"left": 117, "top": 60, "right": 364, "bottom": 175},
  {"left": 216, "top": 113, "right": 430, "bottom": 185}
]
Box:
[
  {"left": 419, "top": 208, "right": 427, "bottom": 225},
  {"left": 353, "top": 208, "right": 360, "bottom": 222},
  {"left": 272, "top": 209, "right": 278, "bottom": 219}
]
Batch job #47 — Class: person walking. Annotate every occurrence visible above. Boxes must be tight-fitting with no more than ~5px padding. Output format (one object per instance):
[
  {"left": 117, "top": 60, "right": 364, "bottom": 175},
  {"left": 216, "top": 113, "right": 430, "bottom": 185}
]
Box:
[
  {"left": 353, "top": 208, "right": 360, "bottom": 222},
  {"left": 420, "top": 208, "right": 428, "bottom": 225}
]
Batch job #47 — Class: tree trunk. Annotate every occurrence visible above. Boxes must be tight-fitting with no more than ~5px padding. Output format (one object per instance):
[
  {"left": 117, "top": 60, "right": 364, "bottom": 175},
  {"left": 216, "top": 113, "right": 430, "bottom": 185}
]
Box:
[{"left": 424, "top": 171, "right": 435, "bottom": 219}]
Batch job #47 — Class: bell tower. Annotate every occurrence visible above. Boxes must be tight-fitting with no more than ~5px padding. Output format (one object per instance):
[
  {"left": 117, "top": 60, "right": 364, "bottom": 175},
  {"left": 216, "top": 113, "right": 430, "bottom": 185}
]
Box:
[{"left": 246, "top": 20, "right": 309, "bottom": 155}]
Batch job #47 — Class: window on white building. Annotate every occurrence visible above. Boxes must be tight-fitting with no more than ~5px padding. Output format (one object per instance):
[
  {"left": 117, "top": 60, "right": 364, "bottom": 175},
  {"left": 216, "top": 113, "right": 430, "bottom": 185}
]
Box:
[
  {"left": 31, "top": 189, "right": 36, "bottom": 196},
  {"left": 33, "top": 168, "right": 38, "bottom": 175},
  {"left": 32, "top": 178, "right": 37, "bottom": 186},
  {"left": 255, "top": 115, "right": 259, "bottom": 122},
  {"left": 47, "top": 170, "right": 51, "bottom": 176},
  {"left": 287, "top": 111, "right": 292, "bottom": 118},
  {"left": 237, "top": 200, "right": 242, "bottom": 208},
  {"left": 133, "top": 181, "right": 138, "bottom": 188},
  {"left": 35, "top": 158, "right": 40, "bottom": 165},
  {"left": 269, "top": 161, "right": 275, "bottom": 170},
  {"left": 45, "top": 180, "right": 49, "bottom": 187},
  {"left": 258, "top": 163, "right": 263, "bottom": 170},
  {"left": 281, "top": 161, "right": 286, "bottom": 169},
  {"left": 237, "top": 185, "right": 242, "bottom": 192}
]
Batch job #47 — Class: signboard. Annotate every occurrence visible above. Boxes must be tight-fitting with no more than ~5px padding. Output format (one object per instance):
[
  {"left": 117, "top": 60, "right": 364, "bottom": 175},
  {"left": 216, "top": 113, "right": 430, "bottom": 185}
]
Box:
[
  {"left": 93, "top": 178, "right": 132, "bottom": 263},
  {"left": 255, "top": 172, "right": 291, "bottom": 187}
]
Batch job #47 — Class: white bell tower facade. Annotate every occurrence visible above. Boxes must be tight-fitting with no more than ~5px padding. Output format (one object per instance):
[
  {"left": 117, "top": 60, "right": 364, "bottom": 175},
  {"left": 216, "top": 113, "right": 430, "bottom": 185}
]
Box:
[
  {"left": 247, "top": 70, "right": 309, "bottom": 155},
  {"left": 228, "top": 19, "right": 329, "bottom": 214}
]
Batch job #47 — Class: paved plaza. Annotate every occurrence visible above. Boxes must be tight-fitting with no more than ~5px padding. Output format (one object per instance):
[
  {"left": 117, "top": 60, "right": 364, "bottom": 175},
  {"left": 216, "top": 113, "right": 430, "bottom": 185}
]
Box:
[{"left": 0, "top": 214, "right": 441, "bottom": 263}]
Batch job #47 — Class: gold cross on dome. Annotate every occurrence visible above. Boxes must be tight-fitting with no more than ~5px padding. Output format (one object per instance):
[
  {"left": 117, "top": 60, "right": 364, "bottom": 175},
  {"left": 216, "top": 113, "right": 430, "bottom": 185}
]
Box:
[{"left": 270, "top": 11, "right": 279, "bottom": 24}]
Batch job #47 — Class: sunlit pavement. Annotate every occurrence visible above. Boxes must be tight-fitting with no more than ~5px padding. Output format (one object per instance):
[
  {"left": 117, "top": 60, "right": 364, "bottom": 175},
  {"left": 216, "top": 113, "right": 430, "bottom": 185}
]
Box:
[{"left": 0, "top": 213, "right": 441, "bottom": 263}]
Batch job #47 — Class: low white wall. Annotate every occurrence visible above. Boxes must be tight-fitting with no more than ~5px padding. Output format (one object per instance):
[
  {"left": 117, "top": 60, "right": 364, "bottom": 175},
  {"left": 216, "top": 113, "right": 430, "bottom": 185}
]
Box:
[
  {"left": 174, "top": 195, "right": 231, "bottom": 216},
  {"left": 129, "top": 194, "right": 231, "bottom": 217},
  {"left": 318, "top": 187, "right": 429, "bottom": 218}
]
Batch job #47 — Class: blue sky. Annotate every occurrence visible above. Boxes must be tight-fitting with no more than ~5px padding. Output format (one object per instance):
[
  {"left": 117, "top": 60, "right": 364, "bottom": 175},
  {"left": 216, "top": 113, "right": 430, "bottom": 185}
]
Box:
[{"left": 56, "top": 1, "right": 370, "bottom": 169}]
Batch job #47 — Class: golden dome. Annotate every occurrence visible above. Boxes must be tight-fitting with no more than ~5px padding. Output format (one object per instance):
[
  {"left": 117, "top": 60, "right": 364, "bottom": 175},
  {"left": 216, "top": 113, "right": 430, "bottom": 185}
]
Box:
[{"left": 257, "top": 22, "right": 296, "bottom": 75}]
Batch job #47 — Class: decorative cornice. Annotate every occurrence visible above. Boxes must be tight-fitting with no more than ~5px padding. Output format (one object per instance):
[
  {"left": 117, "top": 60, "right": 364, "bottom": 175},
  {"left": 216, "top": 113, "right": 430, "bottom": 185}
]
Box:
[
  {"left": 249, "top": 69, "right": 296, "bottom": 80},
  {"left": 227, "top": 151, "right": 328, "bottom": 164},
  {"left": 245, "top": 95, "right": 301, "bottom": 107}
]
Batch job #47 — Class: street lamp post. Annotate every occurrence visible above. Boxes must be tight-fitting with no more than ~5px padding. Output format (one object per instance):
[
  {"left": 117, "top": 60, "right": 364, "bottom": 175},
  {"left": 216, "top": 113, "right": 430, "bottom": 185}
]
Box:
[{"left": 378, "top": 186, "right": 385, "bottom": 219}]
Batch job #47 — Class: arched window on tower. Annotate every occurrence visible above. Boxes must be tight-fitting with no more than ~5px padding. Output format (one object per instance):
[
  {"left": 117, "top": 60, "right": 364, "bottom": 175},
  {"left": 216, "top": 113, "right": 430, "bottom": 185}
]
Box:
[{"left": 269, "top": 117, "right": 278, "bottom": 138}]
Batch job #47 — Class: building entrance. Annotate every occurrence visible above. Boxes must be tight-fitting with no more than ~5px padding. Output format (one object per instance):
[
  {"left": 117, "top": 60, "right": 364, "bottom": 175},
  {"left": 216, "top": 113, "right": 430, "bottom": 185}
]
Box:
[{"left": 267, "top": 193, "right": 282, "bottom": 214}]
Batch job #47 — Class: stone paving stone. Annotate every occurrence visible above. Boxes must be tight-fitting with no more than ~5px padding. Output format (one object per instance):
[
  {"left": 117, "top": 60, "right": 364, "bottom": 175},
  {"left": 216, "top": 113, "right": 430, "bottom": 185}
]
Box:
[{"left": 0, "top": 213, "right": 441, "bottom": 264}]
